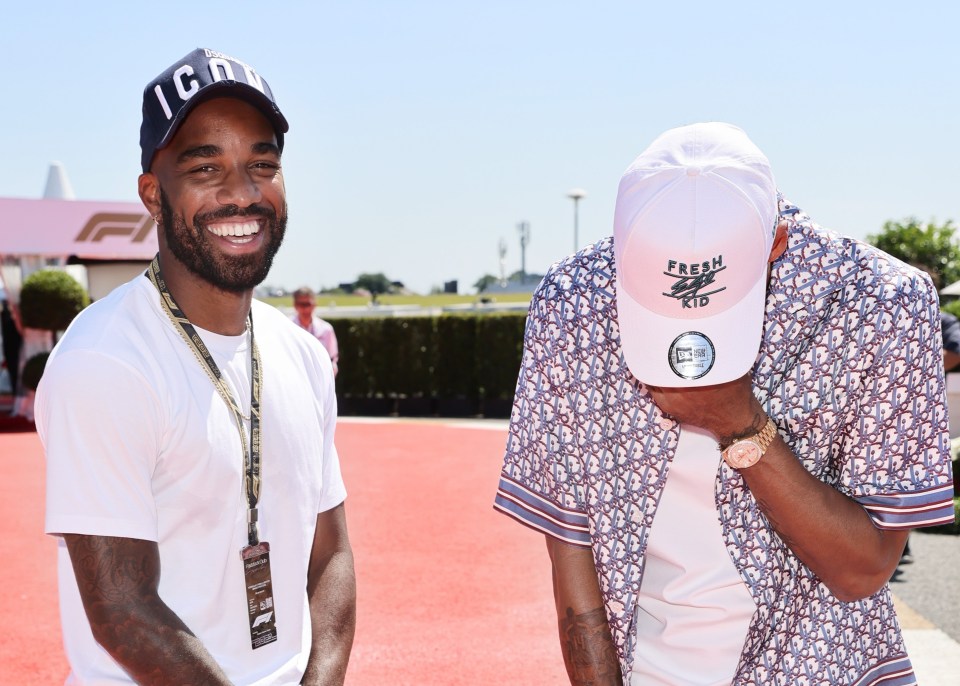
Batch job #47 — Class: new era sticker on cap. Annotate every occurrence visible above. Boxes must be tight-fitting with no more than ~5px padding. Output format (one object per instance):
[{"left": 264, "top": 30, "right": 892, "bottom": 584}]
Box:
[{"left": 667, "top": 331, "right": 715, "bottom": 380}]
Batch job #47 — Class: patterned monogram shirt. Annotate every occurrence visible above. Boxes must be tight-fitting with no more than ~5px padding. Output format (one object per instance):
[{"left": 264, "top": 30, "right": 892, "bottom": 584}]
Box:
[{"left": 495, "top": 200, "right": 955, "bottom": 685}]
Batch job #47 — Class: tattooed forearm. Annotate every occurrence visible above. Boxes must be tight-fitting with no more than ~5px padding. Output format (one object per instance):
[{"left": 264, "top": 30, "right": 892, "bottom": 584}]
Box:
[
  {"left": 67, "top": 534, "right": 157, "bottom": 604},
  {"left": 64, "top": 534, "right": 232, "bottom": 685},
  {"left": 559, "top": 607, "right": 623, "bottom": 686}
]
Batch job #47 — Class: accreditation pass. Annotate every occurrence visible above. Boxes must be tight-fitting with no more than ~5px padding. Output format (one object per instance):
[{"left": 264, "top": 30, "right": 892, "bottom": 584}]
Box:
[{"left": 241, "top": 542, "right": 278, "bottom": 649}]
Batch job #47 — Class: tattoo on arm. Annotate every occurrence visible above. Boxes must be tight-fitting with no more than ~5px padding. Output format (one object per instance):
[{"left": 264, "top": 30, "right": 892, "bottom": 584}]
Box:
[
  {"left": 751, "top": 494, "right": 802, "bottom": 553},
  {"left": 67, "top": 534, "right": 163, "bottom": 648},
  {"left": 559, "top": 607, "right": 623, "bottom": 686},
  {"left": 65, "top": 535, "right": 230, "bottom": 685}
]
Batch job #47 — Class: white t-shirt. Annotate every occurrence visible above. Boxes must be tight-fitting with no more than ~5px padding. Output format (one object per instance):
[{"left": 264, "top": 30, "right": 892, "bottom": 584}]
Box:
[
  {"left": 37, "top": 274, "right": 346, "bottom": 686},
  {"left": 630, "top": 426, "right": 755, "bottom": 685}
]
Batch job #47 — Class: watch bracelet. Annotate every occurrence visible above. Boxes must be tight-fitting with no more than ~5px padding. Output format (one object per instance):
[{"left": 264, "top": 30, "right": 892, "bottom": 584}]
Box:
[{"left": 719, "top": 416, "right": 778, "bottom": 453}]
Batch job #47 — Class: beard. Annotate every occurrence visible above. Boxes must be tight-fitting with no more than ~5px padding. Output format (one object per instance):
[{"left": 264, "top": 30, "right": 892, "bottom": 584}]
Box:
[{"left": 159, "top": 187, "right": 287, "bottom": 293}]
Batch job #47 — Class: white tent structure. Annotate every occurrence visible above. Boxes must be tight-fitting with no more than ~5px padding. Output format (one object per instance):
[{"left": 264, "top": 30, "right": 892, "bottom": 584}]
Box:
[
  {"left": 0, "top": 163, "right": 158, "bottom": 416},
  {"left": 43, "top": 160, "right": 76, "bottom": 201}
]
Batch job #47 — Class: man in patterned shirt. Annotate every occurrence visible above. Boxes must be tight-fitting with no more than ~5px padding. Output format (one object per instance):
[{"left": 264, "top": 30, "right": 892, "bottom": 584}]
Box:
[{"left": 495, "top": 122, "right": 955, "bottom": 685}]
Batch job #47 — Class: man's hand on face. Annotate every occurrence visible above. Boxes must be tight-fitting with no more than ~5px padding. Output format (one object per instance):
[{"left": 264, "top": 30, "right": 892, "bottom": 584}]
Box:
[{"left": 645, "top": 373, "right": 767, "bottom": 446}]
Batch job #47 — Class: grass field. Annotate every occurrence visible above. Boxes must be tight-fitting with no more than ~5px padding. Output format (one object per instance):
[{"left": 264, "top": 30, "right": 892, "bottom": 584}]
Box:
[{"left": 261, "top": 292, "right": 533, "bottom": 309}]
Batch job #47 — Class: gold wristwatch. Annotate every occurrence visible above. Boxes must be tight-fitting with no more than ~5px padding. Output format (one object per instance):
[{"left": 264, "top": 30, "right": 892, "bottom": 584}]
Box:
[{"left": 721, "top": 417, "right": 778, "bottom": 469}]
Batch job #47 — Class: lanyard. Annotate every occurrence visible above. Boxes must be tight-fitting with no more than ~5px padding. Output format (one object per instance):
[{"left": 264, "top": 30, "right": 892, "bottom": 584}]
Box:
[{"left": 146, "top": 256, "right": 264, "bottom": 546}]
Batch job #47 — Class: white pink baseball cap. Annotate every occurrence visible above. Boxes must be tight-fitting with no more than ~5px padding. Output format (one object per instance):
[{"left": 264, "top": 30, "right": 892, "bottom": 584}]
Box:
[{"left": 613, "top": 122, "right": 779, "bottom": 387}]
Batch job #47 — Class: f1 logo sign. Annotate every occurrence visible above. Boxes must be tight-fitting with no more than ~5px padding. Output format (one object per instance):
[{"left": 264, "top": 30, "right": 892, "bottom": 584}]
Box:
[{"left": 75, "top": 213, "right": 156, "bottom": 243}]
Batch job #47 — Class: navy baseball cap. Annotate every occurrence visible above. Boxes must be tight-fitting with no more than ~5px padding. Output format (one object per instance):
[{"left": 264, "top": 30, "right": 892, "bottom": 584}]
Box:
[{"left": 140, "top": 48, "right": 289, "bottom": 172}]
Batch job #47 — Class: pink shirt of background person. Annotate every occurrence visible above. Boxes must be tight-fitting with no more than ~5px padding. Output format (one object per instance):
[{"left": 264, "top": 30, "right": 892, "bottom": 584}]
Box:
[{"left": 291, "top": 287, "right": 339, "bottom": 376}]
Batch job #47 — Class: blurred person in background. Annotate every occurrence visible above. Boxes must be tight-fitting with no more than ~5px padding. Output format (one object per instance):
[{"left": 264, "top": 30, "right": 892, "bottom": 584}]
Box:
[
  {"left": 1, "top": 299, "right": 22, "bottom": 398},
  {"left": 292, "top": 286, "right": 339, "bottom": 376},
  {"left": 941, "top": 311, "right": 960, "bottom": 372}
]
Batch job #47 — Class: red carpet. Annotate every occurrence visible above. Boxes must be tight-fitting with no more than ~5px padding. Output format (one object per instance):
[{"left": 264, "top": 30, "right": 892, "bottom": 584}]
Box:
[
  {"left": 0, "top": 432, "right": 67, "bottom": 684},
  {"left": 1, "top": 420, "right": 566, "bottom": 685}
]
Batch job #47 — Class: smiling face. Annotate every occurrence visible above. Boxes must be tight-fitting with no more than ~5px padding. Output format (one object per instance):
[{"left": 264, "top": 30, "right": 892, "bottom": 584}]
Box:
[{"left": 140, "top": 96, "right": 287, "bottom": 293}]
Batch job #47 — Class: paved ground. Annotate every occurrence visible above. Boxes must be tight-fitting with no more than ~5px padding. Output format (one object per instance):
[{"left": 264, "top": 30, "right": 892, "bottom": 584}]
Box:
[
  {"left": 5, "top": 417, "right": 957, "bottom": 684},
  {"left": 891, "top": 530, "right": 960, "bottom": 642},
  {"left": 889, "top": 529, "right": 960, "bottom": 686}
]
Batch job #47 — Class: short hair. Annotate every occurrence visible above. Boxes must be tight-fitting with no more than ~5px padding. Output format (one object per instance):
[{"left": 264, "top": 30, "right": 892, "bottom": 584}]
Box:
[{"left": 293, "top": 287, "right": 315, "bottom": 300}]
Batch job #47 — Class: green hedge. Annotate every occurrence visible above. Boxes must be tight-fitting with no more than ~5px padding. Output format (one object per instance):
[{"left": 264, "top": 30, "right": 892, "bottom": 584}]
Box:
[
  {"left": 942, "top": 299, "right": 960, "bottom": 320},
  {"left": 329, "top": 313, "right": 526, "bottom": 417},
  {"left": 434, "top": 316, "right": 477, "bottom": 398}
]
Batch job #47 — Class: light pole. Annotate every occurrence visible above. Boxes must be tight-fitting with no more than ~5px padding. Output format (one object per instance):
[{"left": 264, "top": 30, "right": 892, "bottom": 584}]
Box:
[
  {"left": 517, "top": 221, "right": 530, "bottom": 283},
  {"left": 566, "top": 188, "right": 587, "bottom": 253},
  {"left": 498, "top": 238, "right": 507, "bottom": 287}
]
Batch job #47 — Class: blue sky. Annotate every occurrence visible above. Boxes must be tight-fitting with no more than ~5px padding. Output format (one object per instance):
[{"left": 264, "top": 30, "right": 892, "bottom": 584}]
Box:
[{"left": 2, "top": 2, "right": 958, "bottom": 294}]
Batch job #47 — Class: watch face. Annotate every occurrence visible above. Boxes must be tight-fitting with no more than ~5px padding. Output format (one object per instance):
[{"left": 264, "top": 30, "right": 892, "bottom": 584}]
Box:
[{"left": 724, "top": 440, "right": 762, "bottom": 469}]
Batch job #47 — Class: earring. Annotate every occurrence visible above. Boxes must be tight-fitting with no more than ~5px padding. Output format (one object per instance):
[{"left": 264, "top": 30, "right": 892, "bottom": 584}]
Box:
[{"left": 153, "top": 214, "right": 161, "bottom": 225}]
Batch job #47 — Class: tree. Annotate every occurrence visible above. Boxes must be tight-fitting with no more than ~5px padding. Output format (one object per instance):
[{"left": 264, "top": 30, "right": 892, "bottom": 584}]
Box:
[
  {"left": 17, "top": 269, "right": 89, "bottom": 397},
  {"left": 473, "top": 274, "right": 499, "bottom": 293},
  {"left": 354, "top": 273, "right": 392, "bottom": 296},
  {"left": 19, "top": 269, "right": 89, "bottom": 341},
  {"left": 867, "top": 218, "right": 960, "bottom": 289}
]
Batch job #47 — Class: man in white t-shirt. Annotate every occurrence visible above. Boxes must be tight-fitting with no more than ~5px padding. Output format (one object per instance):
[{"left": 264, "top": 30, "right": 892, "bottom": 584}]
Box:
[
  {"left": 37, "top": 48, "right": 355, "bottom": 685},
  {"left": 495, "top": 123, "right": 954, "bottom": 685},
  {"left": 291, "top": 287, "right": 339, "bottom": 376}
]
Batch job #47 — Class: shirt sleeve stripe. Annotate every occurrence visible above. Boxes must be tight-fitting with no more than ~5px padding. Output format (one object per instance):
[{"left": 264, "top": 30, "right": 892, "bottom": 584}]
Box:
[
  {"left": 495, "top": 490, "right": 591, "bottom": 533},
  {"left": 861, "top": 502, "right": 956, "bottom": 529},
  {"left": 858, "top": 484, "right": 954, "bottom": 508},
  {"left": 496, "top": 475, "right": 590, "bottom": 529},
  {"left": 868, "top": 513, "right": 956, "bottom": 530},
  {"left": 863, "top": 503, "right": 951, "bottom": 515},
  {"left": 493, "top": 499, "right": 592, "bottom": 547},
  {"left": 851, "top": 654, "right": 915, "bottom": 686},
  {"left": 857, "top": 486, "right": 956, "bottom": 529},
  {"left": 494, "top": 476, "right": 591, "bottom": 546}
]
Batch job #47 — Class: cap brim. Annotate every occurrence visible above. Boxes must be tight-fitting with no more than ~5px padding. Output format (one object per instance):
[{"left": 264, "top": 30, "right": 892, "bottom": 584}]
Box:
[
  {"left": 148, "top": 82, "right": 289, "bottom": 169},
  {"left": 616, "top": 269, "right": 767, "bottom": 388}
]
